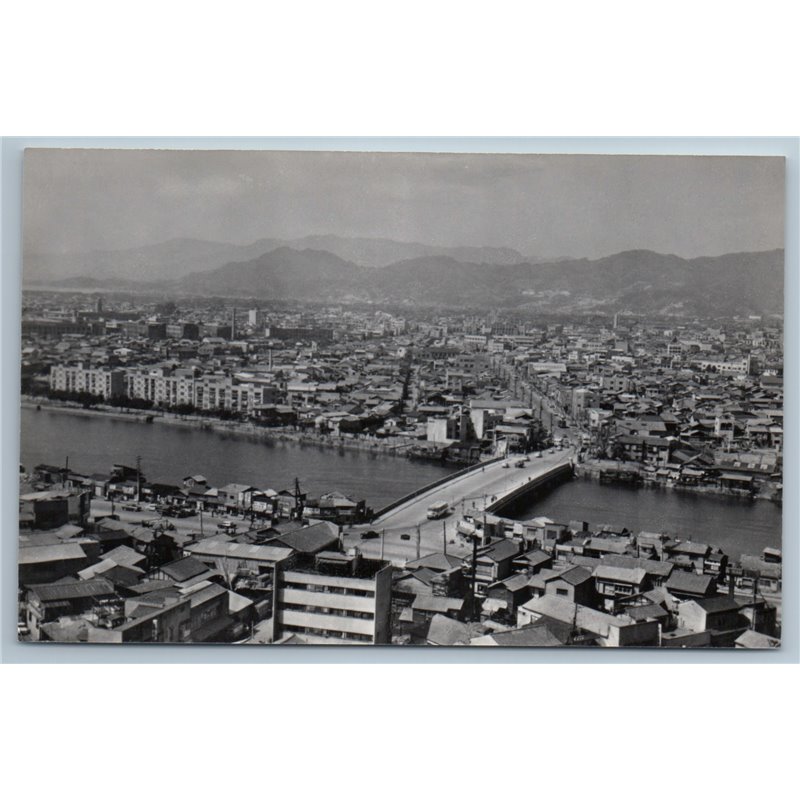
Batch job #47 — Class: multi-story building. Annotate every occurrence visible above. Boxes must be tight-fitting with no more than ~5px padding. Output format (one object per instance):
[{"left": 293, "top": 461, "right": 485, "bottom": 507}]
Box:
[
  {"left": 272, "top": 551, "right": 392, "bottom": 644},
  {"left": 49, "top": 364, "right": 126, "bottom": 399},
  {"left": 165, "top": 322, "right": 200, "bottom": 340}
]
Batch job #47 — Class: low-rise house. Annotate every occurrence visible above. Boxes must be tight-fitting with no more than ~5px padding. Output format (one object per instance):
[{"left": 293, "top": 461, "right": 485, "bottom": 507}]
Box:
[
  {"left": 184, "top": 537, "right": 296, "bottom": 576},
  {"left": 25, "top": 578, "right": 118, "bottom": 640},
  {"left": 19, "top": 488, "right": 91, "bottom": 530},
  {"left": 544, "top": 566, "right": 596, "bottom": 606},
  {"left": 518, "top": 595, "right": 660, "bottom": 647},
  {"left": 89, "top": 597, "right": 192, "bottom": 643},
  {"left": 601, "top": 554, "right": 673, "bottom": 586},
  {"left": 217, "top": 483, "right": 260, "bottom": 513},
  {"left": 411, "top": 594, "right": 467, "bottom": 623},
  {"left": 148, "top": 555, "right": 219, "bottom": 588},
  {"left": 470, "top": 539, "right": 521, "bottom": 595},
  {"left": 676, "top": 596, "right": 745, "bottom": 643},
  {"left": 19, "top": 540, "right": 100, "bottom": 586},
  {"left": 268, "top": 521, "right": 340, "bottom": 555},
  {"left": 737, "top": 553, "right": 782, "bottom": 594},
  {"left": 302, "top": 492, "right": 366, "bottom": 525},
  {"left": 485, "top": 572, "right": 536, "bottom": 619},
  {"left": 665, "top": 540, "right": 713, "bottom": 574},
  {"left": 665, "top": 570, "right": 717, "bottom": 600},
  {"left": 512, "top": 549, "right": 553, "bottom": 574},
  {"left": 594, "top": 565, "right": 649, "bottom": 612}
]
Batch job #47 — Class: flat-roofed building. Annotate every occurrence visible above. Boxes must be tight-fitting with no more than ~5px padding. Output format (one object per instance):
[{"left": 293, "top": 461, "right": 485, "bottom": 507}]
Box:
[
  {"left": 272, "top": 551, "right": 392, "bottom": 644},
  {"left": 50, "top": 364, "right": 126, "bottom": 399}
]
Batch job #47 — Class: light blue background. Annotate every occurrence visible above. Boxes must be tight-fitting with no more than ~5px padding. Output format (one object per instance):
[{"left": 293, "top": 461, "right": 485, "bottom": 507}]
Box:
[{"left": 2, "top": 136, "right": 797, "bottom": 663}]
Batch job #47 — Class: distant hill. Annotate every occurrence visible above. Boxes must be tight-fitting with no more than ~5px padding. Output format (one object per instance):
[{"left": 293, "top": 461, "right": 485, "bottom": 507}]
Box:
[
  {"left": 179, "top": 247, "right": 368, "bottom": 300},
  {"left": 170, "top": 246, "right": 783, "bottom": 317},
  {"left": 28, "top": 240, "right": 784, "bottom": 318},
  {"left": 24, "top": 234, "right": 528, "bottom": 283}
]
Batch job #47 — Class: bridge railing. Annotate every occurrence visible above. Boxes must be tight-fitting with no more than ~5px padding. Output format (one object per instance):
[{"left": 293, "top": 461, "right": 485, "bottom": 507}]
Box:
[
  {"left": 485, "top": 461, "right": 574, "bottom": 514},
  {"left": 371, "top": 455, "right": 506, "bottom": 520}
]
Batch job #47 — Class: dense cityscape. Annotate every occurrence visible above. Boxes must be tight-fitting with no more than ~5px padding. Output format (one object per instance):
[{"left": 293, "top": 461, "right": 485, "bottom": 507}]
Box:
[{"left": 18, "top": 289, "right": 783, "bottom": 647}]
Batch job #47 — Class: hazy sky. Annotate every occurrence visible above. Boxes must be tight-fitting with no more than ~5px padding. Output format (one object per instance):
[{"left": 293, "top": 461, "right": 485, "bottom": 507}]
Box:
[{"left": 23, "top": 148, "right": 785, "bottom": 259}]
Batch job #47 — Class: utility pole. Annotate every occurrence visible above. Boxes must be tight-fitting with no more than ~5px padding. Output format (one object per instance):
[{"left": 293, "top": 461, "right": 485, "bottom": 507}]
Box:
[
  {"left": 135, "top": 454, "right": 142, "bottom": 503},
  {"left": 380, "top": 529, "right": 385, "bottom": 561},
  {"left": 470, "top": 534, "right": 479, "bottom": 621},
  {"left": 199, "top": 506, "right": 204, "bottom": 537},
  {"left": 416, "top": 523, "right": 421, "bottom": 560},
  {"left": 442, "top": 519, "right": 447, "bottom": 555}
]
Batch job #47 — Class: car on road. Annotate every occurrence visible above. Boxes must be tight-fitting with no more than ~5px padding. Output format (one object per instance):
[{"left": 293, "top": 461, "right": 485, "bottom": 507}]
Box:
[
  {"left": 515, "top": 460, "right": 525, "bottom": 468},
  {"left": 122, "top": 503, "right": 141, "bottom": 512},
  {"left": 217, "top": 520, "right": 237, "bottom": 531},
  {"left": 502, "top": 462, "right": 510, "bottom": 469},
  {"left": 360, "top": 530, "right": 380, "bottom": 540},
  {"left": 400, "top": 534, "right": 411, "bottom": 540},
  {"left": 144, "top": 503, "right": 158, "bottom": 512},
  {"left": 536, "top": 452, "right": 543, "bottom": 458}
]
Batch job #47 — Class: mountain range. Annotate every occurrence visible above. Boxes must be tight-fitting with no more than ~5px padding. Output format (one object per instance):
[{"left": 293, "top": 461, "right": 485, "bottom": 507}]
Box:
[
  {"left": 24, "top": 236, "right": 784, "bottom": 317},
  {"left": 25, "top": 234, "right": 530, "bottom": 283}
]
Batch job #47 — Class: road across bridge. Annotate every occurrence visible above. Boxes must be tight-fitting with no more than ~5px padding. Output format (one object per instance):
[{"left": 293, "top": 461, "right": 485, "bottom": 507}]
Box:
[{"left": 341, "top": 448, "right": 575, "bottom": 565}]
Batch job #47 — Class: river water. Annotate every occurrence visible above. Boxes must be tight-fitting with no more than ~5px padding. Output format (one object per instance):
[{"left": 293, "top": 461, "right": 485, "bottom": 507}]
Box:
[
  {"left": 19, "top": 407, "right": 458, "bottom": 512},
  {"left": 509, "top": 477, "right": 781, "bottom": 561},
  {"left": 20, "top": 407, "right": 781, "bottom": 559}
]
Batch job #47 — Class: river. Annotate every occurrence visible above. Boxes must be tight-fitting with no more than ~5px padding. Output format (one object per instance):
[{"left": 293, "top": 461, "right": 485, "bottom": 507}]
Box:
[
  {"left": 19, "top": 406, "right": 459, "bottom": 511},
  {"left": 509, "top": 476, "right": 781, "bottom": 561},
  {"left": 19, "top": 407, "right": 782, "bottom": 560}
]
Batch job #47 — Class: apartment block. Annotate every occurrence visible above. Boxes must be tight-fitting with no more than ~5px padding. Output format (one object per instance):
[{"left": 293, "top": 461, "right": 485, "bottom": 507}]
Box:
[{"left": 272, "top": 552, "right": 392, "bottom": 644}]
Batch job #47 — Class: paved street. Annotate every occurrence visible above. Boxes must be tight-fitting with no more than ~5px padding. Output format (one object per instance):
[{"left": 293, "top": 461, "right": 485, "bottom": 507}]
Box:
[
  {"left": 90, "top": 498, "right": 246, "bottom": 539},
  {"left": 342, "top": 448, "right": 574, "bottom": 565},
  {"left": 89, "top": 450, "right": 574, "bottom": 565}
]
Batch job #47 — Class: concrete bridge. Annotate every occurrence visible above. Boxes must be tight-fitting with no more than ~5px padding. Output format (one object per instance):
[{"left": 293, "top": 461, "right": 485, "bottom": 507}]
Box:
[{"left": 341, "top": 448, "right": 575, "bottom": 565}]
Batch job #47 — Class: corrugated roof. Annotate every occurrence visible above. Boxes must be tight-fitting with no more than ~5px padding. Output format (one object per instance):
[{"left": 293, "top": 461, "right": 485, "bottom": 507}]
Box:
[
  {"left": 18, "top": 543, "right": 88, "bottom": 564},
  {"left": 160, "top": 556, "right": 210, "bottom": 582},
  {"left": 28, "top": 578, "right": 115, "bottom": 602},
  {"left": 276, "top": 522, "right": 339, "bottom": 553},
  {"left": 186, "top": 539, "right": 293, "bottom": 564}
]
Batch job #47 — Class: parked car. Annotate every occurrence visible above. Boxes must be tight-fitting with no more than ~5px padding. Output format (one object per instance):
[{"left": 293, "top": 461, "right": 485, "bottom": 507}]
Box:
[
  {"left": 360, "top": 530, "right": 380, "bottom": 540},
  {"left": 217, "top": 520, "right": 237, "bottom": 531},
  {"left": 122, "top": 503, "right": 141, "bottom": 512},
  {"left": 502, "top": 463, "right": 510, "bottom": 469},
  {"left": 144, "top": 503, "right": 158, "bottom": 512}
]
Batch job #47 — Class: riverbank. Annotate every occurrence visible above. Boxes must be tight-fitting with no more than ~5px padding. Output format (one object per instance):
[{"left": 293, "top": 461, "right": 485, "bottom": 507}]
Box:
[
  {"left": 21, "top": 396, "right": 420, "bottom": 459},
  {"left": 576, "top": 458, "right": 778, "bottom": 502}
]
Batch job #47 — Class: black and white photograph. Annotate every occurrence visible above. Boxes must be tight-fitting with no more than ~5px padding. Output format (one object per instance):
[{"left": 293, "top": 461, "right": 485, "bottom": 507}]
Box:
[{"left": 17, "top": 147, "right": 785, "bottom": 648}]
